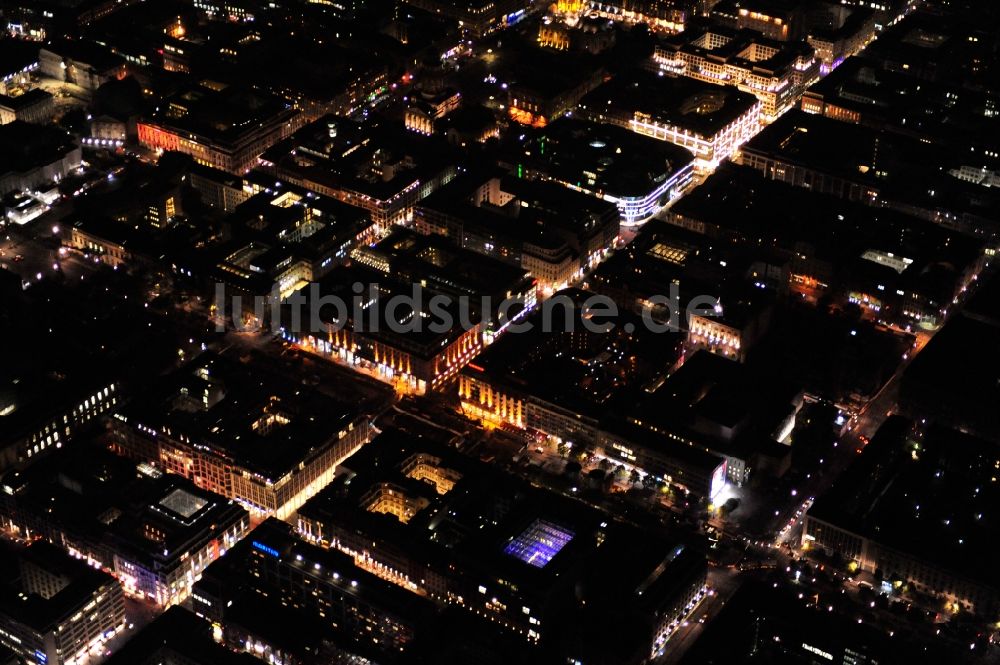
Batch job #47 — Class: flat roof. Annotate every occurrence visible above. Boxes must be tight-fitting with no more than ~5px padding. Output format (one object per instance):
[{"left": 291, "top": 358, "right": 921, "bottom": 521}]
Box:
[
  {"left": 741, "top": 109, "right": 1000, "bottom": 223},
  {"left": 518, "top": 118, "right": 694, "bottom": 198},
  {"left": 117, "top": 353, "right": 361, "bottom": 481},
  {"left": 670, "top": 163, "right": 984, "bottom": 273},
  {"left": 0, "top": 541, "right": 117, "bottom": 633},
  {"left": 144, "top": 82, "right": 296, "bottom": 147},
  {"left": 810, "top": 418, "right": 1000, "bottom": 590},
  {"left": 261, "top": 114, "right": 458, "bottom": 202},
  {"left": 578, "top": 69, "right": 759, "bottom": 138}
]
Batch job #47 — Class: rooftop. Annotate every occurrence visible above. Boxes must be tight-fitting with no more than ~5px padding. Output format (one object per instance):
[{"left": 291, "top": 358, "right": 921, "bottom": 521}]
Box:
[
  {"left": 517, "top": 117, "right": 695, "bottom": 199},
  {"left": 810, "top": 417, "right": 1000, "bottom": 590},
  {"left": 103, "top": 606, "right": 261, "bottom": 665},
  {"left": 741, "top": 109, "right": 1000, "bottom": 226},
  {"left": 578, "top": 69, "right": 760, "bottom": 138},
  {"left": 0, "top": 444, "right": 247, "bottom": 572},
  {"left": 0, "top": 541, "right": 117, "bottom": 634},
  {"left": 260, "top": 114, "right": 458, "bottom": 203},
  {"left": 144, "top": 81, "right": 296, "bottom": 147},
  {"left": 115, "top": 353, "right": 361, "bottom": 481}
]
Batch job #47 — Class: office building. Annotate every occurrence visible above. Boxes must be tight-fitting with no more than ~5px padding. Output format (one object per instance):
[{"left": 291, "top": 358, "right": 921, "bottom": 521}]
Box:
[
  {"left": 296, "top": 428, "right": 710, "bottom": 662},
  {"left": 103, "top": 606, "right": 262, "bottom": 665},
  {"left": 138, "top": 82, "right": 301, "bottom": 174},
  {"left": 738, "top": 110, "right": 1000, "bottom": 239},
  {"left": 804, "top": 417, "right": 1000, "bottom": 618},
  {"left": 38, "top": 40, "right": 126, "bottom": 96},
  {"left": 514, "top": 118, "right": 695, "bottom": 225},
  {"left": 352, "top": 227, "right": 538, "bottom": 344},
  {"left": 0, "top": 542, "right": 125, "bottom": 665},
  {"left": 0, "top": 445, "right": 249, "bottom": 607},
  {"left": 110, "top": 353, "right": 372, "bottom": 520},
  {"left": 280, "top": 265, "right": 484, "bottom": 394},
  {"left": 414, "top": 169, "right": 620, "bottom": 290},
  {"left": 578, "top": 69, "right": 762, "bottom": 173},
  {"left": 653, "top": 27, "right": 819, "bottom": 120},
  {"left": 259, "top": 115, "right": 459, "bottom": 229},
  {"left": 458, "top": 289, "right": 731, "bottom": 499},
  {"left": 0, "top": 122, "right": 80, "bottom": 194},
  {"left": 0, "top": 89, "right": 54, "bottom": 125}
]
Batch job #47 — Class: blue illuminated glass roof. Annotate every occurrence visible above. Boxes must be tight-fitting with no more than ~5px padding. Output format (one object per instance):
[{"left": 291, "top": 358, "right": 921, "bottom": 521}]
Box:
[{"left": 504, "top": 519, "right": 574, "bottom": 568}]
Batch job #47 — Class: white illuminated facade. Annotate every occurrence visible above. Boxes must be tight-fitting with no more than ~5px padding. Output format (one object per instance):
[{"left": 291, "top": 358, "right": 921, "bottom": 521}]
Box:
[
  {"left": 627, "top": 100, "right": 763, "bottom": 173},
  {"left": 654, "top": 32, "right": 820, "bottom": 121},
  {"left": 687, "top": 312, "right": 743, "bottom": 360},
  {"left": 0, "top": 549, "right": 126, "bottom": 665},
  {"left": 553, "top": 162, "right": 694, "bottom": 226}
]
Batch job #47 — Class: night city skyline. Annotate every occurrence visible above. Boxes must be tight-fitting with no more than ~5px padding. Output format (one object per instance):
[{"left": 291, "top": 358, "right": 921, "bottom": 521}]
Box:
[{"left": 0, "top": 0, "right": 998, "bottom": 663}]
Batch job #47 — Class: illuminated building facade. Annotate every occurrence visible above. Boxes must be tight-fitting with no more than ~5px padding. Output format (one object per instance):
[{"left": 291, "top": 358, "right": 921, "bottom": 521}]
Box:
[
  {"left": 578, "top": 69, "right": 762, "bottom": 173},
  {"left": 404, "top": 88, "right": 462, "bottom": 135},
  {"left": 351, "top": 227, "right": 538, "bottom": 345},
  {"left": 110, "top": 354, "right": 373, "bottom": 520},
  {"left": 459, "top": 366, "right": 728, "bottom": 499},
  {"left": 192, "top": 0, "right": 258, "bottom": 21},
  {"left": 0, "top": 447, "right": 249, "bottom": 608},
  {"left": 456, "top": 291, "right": 729, "bottom": 499},
  {"left": 295, "top": 429, "right": 710, "bottom": 661},
  {"left": 804, "top": 419, "right": 1000, "bottom": 618},
  {"left": 414, "top": 171, "right": 620, "bottom": 291},
  {"left": 0, "top": 122, "right": 81, "bottom": 194},
  {"left": 38, "top": 42, "right": 126, "bottom": 97},
  {"left": 0, "top": 542, "right": 126, "bottom": 665},
  {"left": 0, "top": 89, "right": 54, "bottom": 125},
  {"left": 687, "top": 297, "right": 772, "bottom": 363},
  {"left": 516, "top": 118, "right": 695, "bottom": 225},
  {"left": 806, "top": 7, "right": 878, "bottom": 73},
  {"left": 193, "top": 518, "right": 432, "bottom": 659},
  {"left": 587, "top": 0, "right": 686, "bottom": 32},
  {"left": 401, "top": 0, "right": 530, "bottom": 36},
  {"left": 0, "top": 52, "right": 38, "bottom": 96},
  {"left": 138, "top": 83, "right": 301, "bottom": 174},
  {"left": 281, "top": 267, "right": 484, "bottom": 394},
  {"left": 653, "top": 28, "right": 819, "bottom": 121},
  {"left": 505, "top": 50, "right": 606, "bottom": 128},
  {"left": 710, "top": 0, "right": 802, "bottom": 41},
  {"left": 0, "top": 379, "right": 119, "bottom": 471},
  {"left": 259, "top": 115, "right": 459, "bottom": 229}
]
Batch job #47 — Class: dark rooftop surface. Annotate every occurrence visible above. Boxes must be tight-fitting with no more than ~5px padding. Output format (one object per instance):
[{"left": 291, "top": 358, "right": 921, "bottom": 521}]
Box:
[
  {"left": 145, "top": 82, "right": 296, "bottom": 146},
  {"left": 261, "top": 114, "right": 458, "bottom": 201},
  {"left": 116, "top": 353, "right": 360, "bottom": 480},
  {"left": 578, "top": 69, "right": 759, "bottom": 138},
  {"left": 806, "top": 56, "right": 1000, "bottom": 154},
  {"left": 810, "top": 417, "right": 1000, "bottom": 591},
  {"left": 741, "top": 109, "right": 1000, "bottom": 227},
  {"left": 0, "top": 541, "right": 116, "bottom": 633},
  {"left": 467, "top": 288, "right": 683, "bottom": 418},
  {"left": 901, "top": 314, "right": 1000, "bottom": 442},
  {"left": 359, "top": 226, "right": 535, "bottom": 300},
  {"left": 671, "top": 163, "right": 984, "bottom": 275},
  {"left": 519, "top": 117, "right": 694, "bottom": 199},
  {"left": 298, "top": 427, "right": 705, "bottom": 661},
  {"left": 679, "top": 577, "right": 958, "bottom": 664},
  {"left": 0, "top": 121, "right": 77, "bottom": 179},
  {"left": 1, "top": 443, "right": 247, "bottom": 571},
  {"left": 103, "top": 606, "right": 261, "bottom": 665}
]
